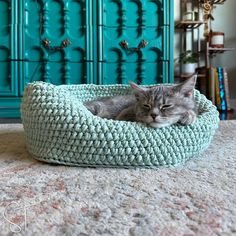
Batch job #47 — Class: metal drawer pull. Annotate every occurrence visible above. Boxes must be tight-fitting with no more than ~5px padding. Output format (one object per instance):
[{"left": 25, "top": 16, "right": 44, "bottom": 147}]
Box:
[
  {"left": 42, "top": 39, "right": 71, "bottom": 51},
  {"left": 119, "top": 40, "right": 148, "bottom": 51}
]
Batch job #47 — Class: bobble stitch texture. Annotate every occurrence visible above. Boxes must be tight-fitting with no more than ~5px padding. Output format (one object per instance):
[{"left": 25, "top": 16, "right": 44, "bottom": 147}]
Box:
[{"left": 21, "top": 82, "right": 220, "bottom": 168}]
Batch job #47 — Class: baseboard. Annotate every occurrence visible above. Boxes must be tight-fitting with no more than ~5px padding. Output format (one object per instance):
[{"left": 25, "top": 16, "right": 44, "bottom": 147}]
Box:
[{"left": 0, "top": 98, "right": 21, "bottom": 118}]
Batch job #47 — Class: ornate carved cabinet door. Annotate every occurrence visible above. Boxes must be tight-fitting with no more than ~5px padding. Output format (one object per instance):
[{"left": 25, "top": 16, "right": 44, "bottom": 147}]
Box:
[
  {"left": 19, "top": 0, "right": 93, "bottom": 94},
  {"left": 98, "top": 0, "right": 173, "bottom": 85},
  {"left": 0, "top": 0, "right": 18, "bottom": 97}
]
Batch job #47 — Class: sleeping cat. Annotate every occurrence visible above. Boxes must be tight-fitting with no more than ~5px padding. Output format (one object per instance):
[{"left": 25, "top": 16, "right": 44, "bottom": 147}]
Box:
[{"left": 84, "top": 75, "right": 197, "bottom": 128}]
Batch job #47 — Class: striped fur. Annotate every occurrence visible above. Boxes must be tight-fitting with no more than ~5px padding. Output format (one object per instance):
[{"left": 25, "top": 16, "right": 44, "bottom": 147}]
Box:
[{"left": 85, "top": 75, "right": 197, "bottom": 128}]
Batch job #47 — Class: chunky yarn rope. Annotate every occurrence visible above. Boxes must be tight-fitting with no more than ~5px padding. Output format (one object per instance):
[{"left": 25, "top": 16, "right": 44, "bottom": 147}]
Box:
[{"left": 21, "top": 82, "right": 219, "bottom": 168}]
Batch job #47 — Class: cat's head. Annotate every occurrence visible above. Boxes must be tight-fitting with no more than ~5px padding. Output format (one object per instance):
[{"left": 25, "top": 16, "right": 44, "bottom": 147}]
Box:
[{"left": 129, "top": 75, "right": 197, "bottom": 128}]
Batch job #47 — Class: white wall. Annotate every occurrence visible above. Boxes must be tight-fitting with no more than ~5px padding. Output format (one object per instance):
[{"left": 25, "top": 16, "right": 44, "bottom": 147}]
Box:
[{"left": 174, "top": 0, "right": 236, "bottom": 99}]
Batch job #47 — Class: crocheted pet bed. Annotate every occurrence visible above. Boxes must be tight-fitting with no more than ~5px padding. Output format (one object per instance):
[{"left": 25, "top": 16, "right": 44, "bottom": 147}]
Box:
[{"left": 21, "top": 82, "right": 219, "bottom": 168}]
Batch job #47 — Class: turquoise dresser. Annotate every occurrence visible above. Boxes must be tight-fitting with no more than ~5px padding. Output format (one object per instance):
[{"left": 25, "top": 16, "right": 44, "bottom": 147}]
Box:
[{"left": 0, "top": 0, "right": 174, "bottom": 118}]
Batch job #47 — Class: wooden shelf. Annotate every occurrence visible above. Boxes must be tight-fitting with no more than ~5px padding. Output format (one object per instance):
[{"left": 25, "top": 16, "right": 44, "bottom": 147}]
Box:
[
  {"left": 175, "top": 21, "right": 204, "bottom": 29},
  {"left": 196, "top": 74, "right": 206, "bottom": 78},
  {"left": 208, "top": 47, "right": 235, "bottom": 54},
  {"left": 179, "top": 74, "right": 195, "bottom": 78},
  {"left": 175, "top": 73, "right": 206, "bottom": 79},
  {"left": 198, "top": 0, "right": 226, "bottom": 5}
]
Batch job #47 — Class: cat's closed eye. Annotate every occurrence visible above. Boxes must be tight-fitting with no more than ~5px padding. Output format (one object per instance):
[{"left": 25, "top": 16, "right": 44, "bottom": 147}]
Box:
[
  {"left": 161, "top": 104, "right": 173, "bottom": 110},
  {"left": 143, "top": 104, "right": 151, "bottom": 110}
]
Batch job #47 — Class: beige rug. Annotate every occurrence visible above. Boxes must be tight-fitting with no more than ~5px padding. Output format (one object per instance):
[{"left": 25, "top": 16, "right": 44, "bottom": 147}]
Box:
[{"left": 0, "top": 121, "right": 235, "bottom": 236}]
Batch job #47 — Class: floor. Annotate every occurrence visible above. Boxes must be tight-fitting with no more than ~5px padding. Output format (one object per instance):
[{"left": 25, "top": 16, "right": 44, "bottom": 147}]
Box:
[{"left": 0, "top": 121, "right": 236, "bottom": 235}]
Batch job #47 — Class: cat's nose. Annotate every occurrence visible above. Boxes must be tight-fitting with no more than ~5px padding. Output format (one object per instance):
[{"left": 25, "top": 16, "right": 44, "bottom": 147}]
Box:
[{"left": 151, "top": 113, "right": 158, "bottom": 120}]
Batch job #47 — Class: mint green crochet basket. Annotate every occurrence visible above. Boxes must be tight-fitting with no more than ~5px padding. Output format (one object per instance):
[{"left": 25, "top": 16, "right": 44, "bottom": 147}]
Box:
[{"left": 21, "top": 82, "right": 219, "bottom": 168}]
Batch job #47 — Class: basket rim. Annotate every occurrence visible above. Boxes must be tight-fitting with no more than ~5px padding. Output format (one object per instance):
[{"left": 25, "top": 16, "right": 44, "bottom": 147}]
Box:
[{"left": 22, "top": 81, "right": 219, "bottom": 133}]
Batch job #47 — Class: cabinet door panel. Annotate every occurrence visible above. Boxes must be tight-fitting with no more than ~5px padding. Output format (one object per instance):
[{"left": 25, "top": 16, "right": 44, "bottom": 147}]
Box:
[
  {"left": 0, "top": 0, "right": 17, "bottom": 60},
  {"left": 20, "top": 61, "right": 93, "bottom": 95},
  {"left": 20, "top": 0, "right": 93, "bottom": 62},
  {"left": 0, "top": 0, "right": 18, "bottom": 96},
  {"left": 98, "top": 62, "right": 165, "bottom": 85},
  {"left": 0, "top": 61, "right": 18, "bottom": 96},
  {"left": 99, "top": 0, "right": 166, "bottom": 27},
  {"left": 99, "top": 26, "right": 169, "bottom": 63}
]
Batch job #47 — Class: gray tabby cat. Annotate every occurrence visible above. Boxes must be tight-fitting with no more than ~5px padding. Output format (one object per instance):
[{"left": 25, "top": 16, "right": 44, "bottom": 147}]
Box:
[{"left": 84, "top": 75, "right": 197, "bottom": 128}]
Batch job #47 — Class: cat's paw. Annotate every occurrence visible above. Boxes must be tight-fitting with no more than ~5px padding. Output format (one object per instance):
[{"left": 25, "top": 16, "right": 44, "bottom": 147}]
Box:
[{"left": 178, "top": 110, "right": 196, "bottom": 125}]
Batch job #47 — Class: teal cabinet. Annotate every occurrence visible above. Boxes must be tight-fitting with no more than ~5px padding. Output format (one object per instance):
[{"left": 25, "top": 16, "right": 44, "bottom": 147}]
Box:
[
  {"left": 0, "top": 0, "right": 18, "bottom": 97},
  {"left": 0, "top": 0, "right": 174, "bottom": 118}
]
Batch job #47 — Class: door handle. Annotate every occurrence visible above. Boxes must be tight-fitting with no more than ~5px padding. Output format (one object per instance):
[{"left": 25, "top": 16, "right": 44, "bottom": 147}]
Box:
[
  {"left": 119, "top": 40, "right": 148, "bottom": 52},
  {"left": 42, "top": 39, "right": 71, "bottom": 51}
]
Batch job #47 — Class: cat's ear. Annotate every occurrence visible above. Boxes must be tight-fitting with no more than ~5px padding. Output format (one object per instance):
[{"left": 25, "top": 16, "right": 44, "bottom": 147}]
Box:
[
  {"left": 174, "top": 75, "right": 197, "bottom": 97},
  {"left": 129, "top": 81, "right": 147, "bottom": 101},
  {"left": 129, "top": 81, "right": 147, "bottom": 92}
]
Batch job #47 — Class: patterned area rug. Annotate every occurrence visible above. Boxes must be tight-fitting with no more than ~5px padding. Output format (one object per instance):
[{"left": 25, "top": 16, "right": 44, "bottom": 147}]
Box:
[{"left": 0, "top": 121, "right": 235, "bottom": 236}]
